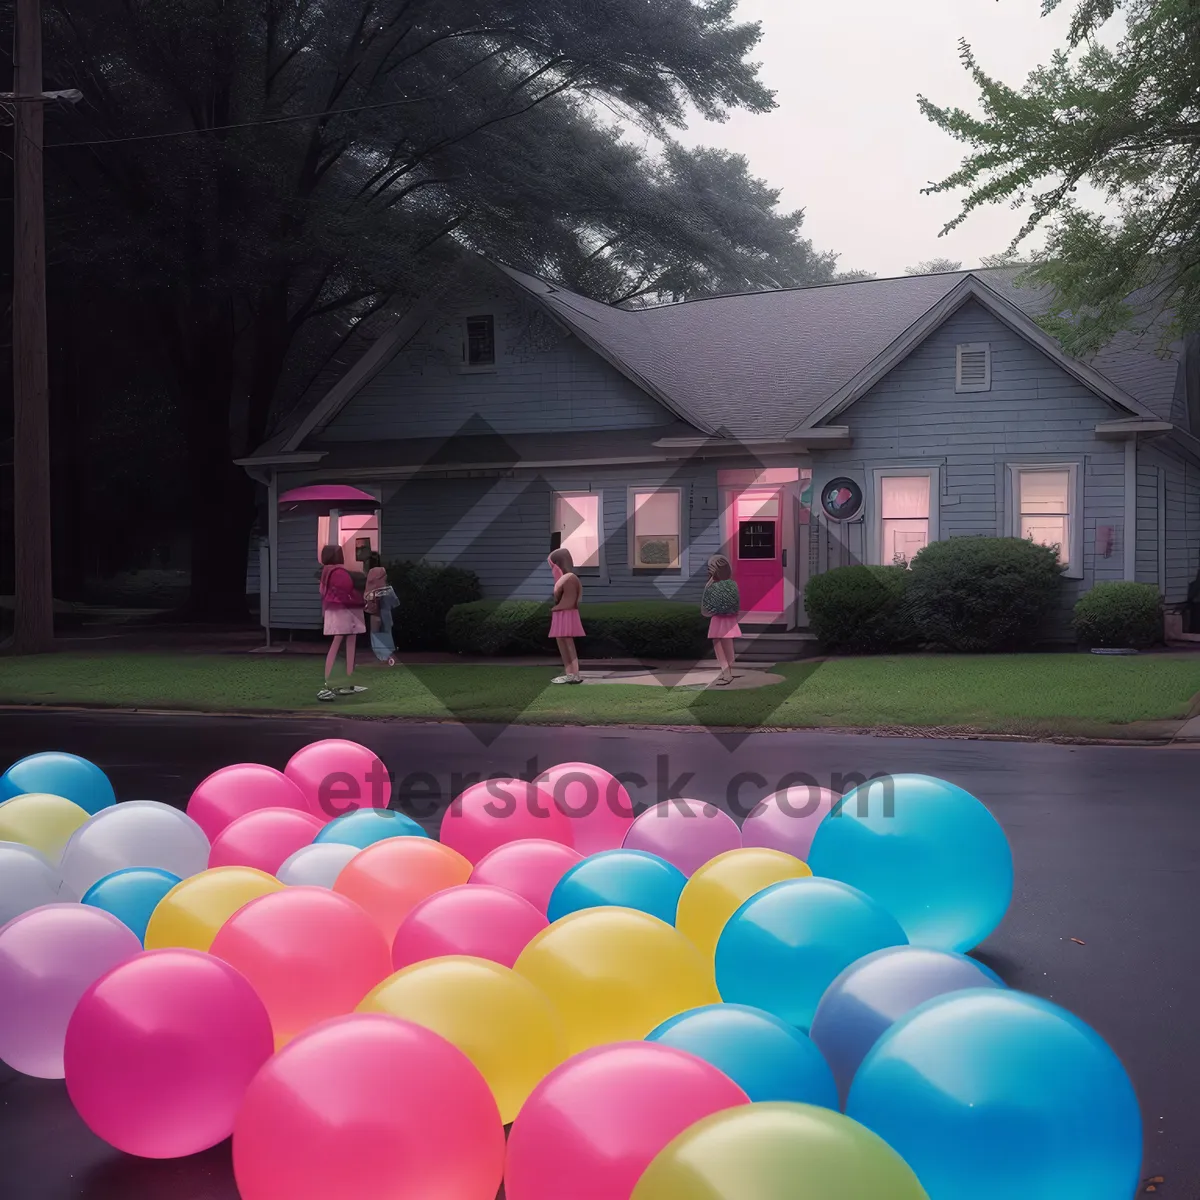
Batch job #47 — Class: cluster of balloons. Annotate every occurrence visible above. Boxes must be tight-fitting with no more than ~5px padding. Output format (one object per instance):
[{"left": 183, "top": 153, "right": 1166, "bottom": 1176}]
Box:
[{"left": 0, "top": 748, "right": 1143, "bottom": 1200}]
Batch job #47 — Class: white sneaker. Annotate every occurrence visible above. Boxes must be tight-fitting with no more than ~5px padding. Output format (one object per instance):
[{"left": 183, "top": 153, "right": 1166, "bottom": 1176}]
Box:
[
  {"left": 551, "top": 674, "right": 572, "bottom": 684},
  {"left": 337, "top": 685, "right": 368, "bottom": 695},
  {"left": 317, "top": 687, "right": 336, "bottom": 701}
]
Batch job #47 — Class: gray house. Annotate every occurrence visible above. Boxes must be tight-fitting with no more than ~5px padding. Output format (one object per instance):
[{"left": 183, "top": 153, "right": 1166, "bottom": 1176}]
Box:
[{"left": 238, "top": 258, "right": 1200, "bottom": 643}]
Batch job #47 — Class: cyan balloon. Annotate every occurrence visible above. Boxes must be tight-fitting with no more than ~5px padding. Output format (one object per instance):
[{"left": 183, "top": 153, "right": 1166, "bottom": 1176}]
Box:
[
  {"left": 547, "top": 849, "right": 687, "bottom": 925},
  {"left": 807, "top": 774, "right": 1012, "bottom": 953},
  {"left": 647, "top": 1003, "right": 838, "bottom": 1108},
  {"left": 313, "top": 808, "right": 428, "bottom": 850},
  {"left": 81, "top": 867, "right": 182, "bottom": 944},
  {"left": 810, "top": 946, "right": 1005, "bottom": 1106},
  {"left": 847, "top": 989, "right": 1142, "bottom": 1200},
  {"left": 0, "top": 752, "right": 115, "bottom": 815}
]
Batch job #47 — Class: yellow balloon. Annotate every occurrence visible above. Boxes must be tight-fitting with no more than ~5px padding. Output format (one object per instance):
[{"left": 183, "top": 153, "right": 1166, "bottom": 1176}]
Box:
[
  {"left": 143, "top": 866, "right": 284, "bottom": 951},
  {"left": 675, "top": 848, "right": 811, "bottom": 964},
  {"left": 359, "top": 956, "right": 566, "bottom": 1123},
  {"left": 0, "top": 792, "right": 90, "bottom": 862},
  {"left": 514, "top": 907, "right": 719, "bottom": 1056}
]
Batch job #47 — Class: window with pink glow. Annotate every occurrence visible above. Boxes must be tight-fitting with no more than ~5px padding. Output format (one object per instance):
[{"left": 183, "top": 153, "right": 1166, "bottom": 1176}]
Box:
[
  {"left": 1017, "top": 469, "right": 1071, "bottom": 564},
  {"left": 553, "top": 493, "right": 601, "bottom": 570},
  {"left": 317, "top": 512, "right": 379, "bottom": 564},
  {"left": 880, "top": 476, "right": 930, "bottom": 565},
  {"left": 630, "top": 489, "right": 681, "bottom": 570}
]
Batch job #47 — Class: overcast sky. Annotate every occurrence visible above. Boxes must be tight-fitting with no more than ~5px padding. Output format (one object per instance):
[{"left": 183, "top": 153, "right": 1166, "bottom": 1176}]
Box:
[{"left": 674, "top": 0, "right": 1121, "bottom": 278}]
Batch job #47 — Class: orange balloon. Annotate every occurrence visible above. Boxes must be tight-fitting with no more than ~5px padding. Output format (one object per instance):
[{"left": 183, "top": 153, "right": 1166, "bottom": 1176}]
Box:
[{"left": 333, "top": 837, "right": 472, "bottom": 942}]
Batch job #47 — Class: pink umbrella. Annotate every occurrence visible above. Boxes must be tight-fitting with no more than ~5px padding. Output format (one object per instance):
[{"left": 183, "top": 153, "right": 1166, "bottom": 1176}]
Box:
[{"left": 278, "top": 485, "right": 377, "bottom": 513}]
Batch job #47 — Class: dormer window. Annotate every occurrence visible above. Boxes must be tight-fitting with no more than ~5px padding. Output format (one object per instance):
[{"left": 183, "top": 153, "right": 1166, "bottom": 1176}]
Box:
[
  {"left": 956, "top": 342, "right": 991, "bottom": 392},
  {"left": 463, "top": 315, "right": 496, "bottom": 369}
]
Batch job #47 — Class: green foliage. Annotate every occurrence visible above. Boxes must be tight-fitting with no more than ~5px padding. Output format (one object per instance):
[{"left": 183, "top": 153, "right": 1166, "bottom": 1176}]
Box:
[
  {"left": 905, "top": 537, "right": 1064, "bottom": 652},
  {"left": 638, "top": 540, "right": 673, "bottom": 565},
  {"left": 1072, "top": 581, "right": 1163, "bottom": 648},
  {"left": 918, "top": 0, "right": 1200, "bottom": 351},
  {"left": 702, "top": 578, "right": 740, "bottom": 616},
  {"left": 904, "top": 258, "right": 962, "bottom": 275},
  {"left": 383, "top": 561, "right": 483, "bottom": 651},
  {"left": 804, "top": 565, "right": 915, "bottom": 654},
  {"left": 447, "top": 600, "right": 709, "bottom": 657}
]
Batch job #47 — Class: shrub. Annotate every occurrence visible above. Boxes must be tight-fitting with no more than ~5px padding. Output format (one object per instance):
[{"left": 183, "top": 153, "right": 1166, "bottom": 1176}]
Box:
[
  {"left": 904, "top": 536, "right": 1062, "bottom": 652},
  {"left": 804, "top": 565, "right": 914, "bottom": 653},
  {"left": 446, "top": 600, "right": 709, "bottom": 658},
  {"left": 383, "top": 560, "right": 483, "bottom": 651},
  {"left": 1072, "top": 582, "right": 1163, "bottom": 649}
]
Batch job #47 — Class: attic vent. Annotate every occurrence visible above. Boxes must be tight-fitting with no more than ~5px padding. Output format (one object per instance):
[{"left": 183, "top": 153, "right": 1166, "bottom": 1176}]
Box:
[{"left": 956, "top": 342, "right": 991, "bottom": 392}]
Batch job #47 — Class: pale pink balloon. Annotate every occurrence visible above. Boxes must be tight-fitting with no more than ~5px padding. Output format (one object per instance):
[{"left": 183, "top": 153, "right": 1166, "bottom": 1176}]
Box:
[
  {"left": 504, "top": 1041, "right": 750, "bottom": 1200},
  {"left": 622, "top": 799, "right": 741, "bottom": 877},
  {"left": 740, "top": 786, "right": 841, "bottom": 861},
  {"left": 284, "top": 739, "right": 391, "bottom": 823},
  {"left": 186, "top": 764, "right": 310, "bottom": 843},
  {"left": 470, "top": 839, "right": 583, "bottom": 914},
  {"left": 392, "top": 884, "right": 548, "bottom": 970},
  {"left": 440, "top": 779, "right": 574, "bottom": 866},
  {"left": 208, "top": 808, "right": 324, "bottom": 876},
  {"left": 535, "top": 762, "right": 636, "bottom": 856}
]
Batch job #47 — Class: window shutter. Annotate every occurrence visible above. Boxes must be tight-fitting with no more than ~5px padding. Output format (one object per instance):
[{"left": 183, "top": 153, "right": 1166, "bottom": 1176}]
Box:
[{"left": 956, "top": 343, "right": 991, "bottom": 392}]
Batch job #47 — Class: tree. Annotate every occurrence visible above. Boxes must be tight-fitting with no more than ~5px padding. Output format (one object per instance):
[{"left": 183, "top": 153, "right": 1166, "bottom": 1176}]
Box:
[
  {"left": 905, "top": 258, "right": 963, "bottom": 275},
  {"left": 918, "top": 0, "right": 1200, "bottom": 354}
]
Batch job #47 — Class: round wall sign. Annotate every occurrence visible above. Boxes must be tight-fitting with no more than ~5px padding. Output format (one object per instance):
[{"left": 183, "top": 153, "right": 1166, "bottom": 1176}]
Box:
[{"left": 820, "top": 477, "right": 864, "bottom": 521}]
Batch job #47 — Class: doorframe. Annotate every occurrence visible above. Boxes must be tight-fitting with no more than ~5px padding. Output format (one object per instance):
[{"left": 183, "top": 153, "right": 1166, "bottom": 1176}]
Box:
[{"left": 720, "top": 483, "right": 788, "bottom": 627}]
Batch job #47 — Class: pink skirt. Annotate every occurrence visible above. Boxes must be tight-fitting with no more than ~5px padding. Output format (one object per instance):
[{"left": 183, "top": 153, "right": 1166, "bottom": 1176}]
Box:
[
  {"left": 708, "top": 615, "right": 742, "bottom": 640},
  {"left": 324, "top": 606, "right": 366, "bottom": 636},
  {"left": 549, "top": 609, "right": 585, "bottom": 639}
]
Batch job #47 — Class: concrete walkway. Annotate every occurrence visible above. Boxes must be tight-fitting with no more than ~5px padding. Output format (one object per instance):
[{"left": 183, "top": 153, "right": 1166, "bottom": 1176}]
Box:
[{"left": 578, "top": 665, "right": 785, "bottom": 690}]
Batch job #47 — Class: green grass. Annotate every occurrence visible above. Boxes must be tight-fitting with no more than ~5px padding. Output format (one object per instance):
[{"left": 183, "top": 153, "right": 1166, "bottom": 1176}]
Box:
[{"left": 1, "top": 650, "right": 1198, "bottom": 737}]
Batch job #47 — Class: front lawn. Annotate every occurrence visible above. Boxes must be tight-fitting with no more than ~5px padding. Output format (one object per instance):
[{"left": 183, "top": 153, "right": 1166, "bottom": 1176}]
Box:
[{"left": 1, "top": 651, "right": 1197, "bottom": 737}]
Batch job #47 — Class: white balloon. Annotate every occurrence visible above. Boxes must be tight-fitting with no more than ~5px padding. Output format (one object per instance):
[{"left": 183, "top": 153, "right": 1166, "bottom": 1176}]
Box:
[
  {"left": 59, "top": 801, "right": 210, "bottom": 898},
  {"left": 276, "top": 841, "right": 361, "bottom": 888},
  {"left": 0, "top": 841, "right": 76, "bottom": 926}
]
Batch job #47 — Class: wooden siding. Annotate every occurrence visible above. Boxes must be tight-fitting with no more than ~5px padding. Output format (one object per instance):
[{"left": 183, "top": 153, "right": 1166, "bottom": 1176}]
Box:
[{"left": 1141, "top": 441, "right": 1200, "bottom": 603}]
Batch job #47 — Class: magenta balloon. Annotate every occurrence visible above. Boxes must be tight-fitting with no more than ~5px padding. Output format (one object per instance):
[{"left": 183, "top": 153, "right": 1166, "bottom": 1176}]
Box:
[
  {"left": 64, "top": 948, "right": 274, "bottom": 1158},
  {"left": 284, "top": 739, "right": 391, "bottom": 823},
  {"left": 392, "top": 884, "right": 549, "bottom": 970},
  {"left": 233, "top": 1013, "right": 505, "bottom": 1200},
  {"left": 207, "top": 807, "right": 325, "bottom": 875},
  {"left": 186, "top": 764, "right": 310, "bottom": 843},
  {"left": 535, "top": 762, "right": 635, "bottom": 856},
  {"left": 504, "top": 1040, "right": 750, "bottom": 1200},
  {"left": 440, "top": 779, "right": 574, "bottom": 866},
  {"left": 0, "top": 904, "right": 142, "bottom": 1078},
  {"left": 622, "top": 799, "right": 741, "bottom": 877},
  {"left": 740, "top": 786, "right": 841, "bottom": 861},
  {"left": 470, "top": 839, "right": 583, "bottom": 914}
]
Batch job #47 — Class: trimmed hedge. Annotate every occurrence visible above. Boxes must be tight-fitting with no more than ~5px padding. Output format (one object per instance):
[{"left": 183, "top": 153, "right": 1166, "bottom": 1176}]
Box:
[
  {"left": 1073, "top": 582, "right": 1163, "bottom": 649},
  {"left": 383, "top": 560, "right": 483, "bottom": 651},
  {"left": 446, "top": 599, "right": 710, "bottom": 658},
  {"left": 804, "top": 565, "right": 914, "bottom": 653},
  {"left": 905, "top": 536, "right": 1063, "bottom": 652}
]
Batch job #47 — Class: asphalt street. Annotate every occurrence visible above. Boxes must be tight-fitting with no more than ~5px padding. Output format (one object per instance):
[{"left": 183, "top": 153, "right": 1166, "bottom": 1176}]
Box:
[{"left": 0, "top": 709, "right": 1195, "bottom": 1198}]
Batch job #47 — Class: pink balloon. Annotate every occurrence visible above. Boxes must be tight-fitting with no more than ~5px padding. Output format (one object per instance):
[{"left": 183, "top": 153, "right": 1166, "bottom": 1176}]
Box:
[
  {"left": 64, "top": 948, "right": 274, "bottom": 1158},
  {"left": 186, "top": 764, "right": 310, "bottom": 843},
  {"left": 0, "top": 904, "right": 142, "bottom": 1078},
  {"left": 504, "top": 1041, "right": 749, "bottom": 1200},
  {"left": 740, "top": 786, "right": 841, "bottom": 861},
  {"left": 535, "top": 762, "right": 635, "bottom": 856},
  {"left": 622, "top": 799, "right": 741, "bottom": 877},
  {"left": 392, "top": 884, "right": 548, "bottom": 970},
  {"left": 284, "top": 739, "right": 391, "bottom": 823},
  {"left": 210, "top": 887, "right": 392, "bottom": 1048},
  {"left": 440, "top": 778, "right": 574, "bottom": 865},
  {"left": 470, "top": 839, "right": 583, "bottom": 914},
  {"left": 208, "top": 807, "right": 324, "bottom": 875},
  {"left": 233, "top": 1013, "right": 505, "bottom": 1200}
]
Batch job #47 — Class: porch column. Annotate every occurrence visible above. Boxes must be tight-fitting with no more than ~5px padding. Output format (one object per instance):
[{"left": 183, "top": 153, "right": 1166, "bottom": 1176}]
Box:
[{"left": 1123, "top": 438, "right": 1136, "bottom": 582}]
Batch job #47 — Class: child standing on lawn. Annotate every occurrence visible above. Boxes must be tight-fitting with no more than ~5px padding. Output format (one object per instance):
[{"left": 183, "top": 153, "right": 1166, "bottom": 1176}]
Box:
[
  {"left": 702, "top": 554, "right": 741, "bottom": 685},
  {"left": 364, "top": 560, "right": 398, "bottom": 667},
  {"left": 318, "top": 544, "right": 368, "bottom": 702},
  {"left": 548, "top": 547, "right": 584, "bottom": 684}
]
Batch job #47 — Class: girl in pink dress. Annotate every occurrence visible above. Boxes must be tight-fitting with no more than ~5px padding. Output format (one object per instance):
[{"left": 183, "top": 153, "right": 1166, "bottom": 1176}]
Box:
[
  {"left": 548, "top": 547, "right": 585, "bottom": 684},
  {"left": 318, "top": 544, "right": 368, "bottom": 702},
  {"left": 701, "top": 554, "right": 742, "bottom": 686}
]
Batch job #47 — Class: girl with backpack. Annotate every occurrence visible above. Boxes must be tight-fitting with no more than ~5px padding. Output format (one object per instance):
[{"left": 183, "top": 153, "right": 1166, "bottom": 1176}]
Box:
[
  {"left": 318, "top": 544, "right": 368, "bottom": 702},
  {"left": 701, "top": 554, "right": 741, "bottom": 685}
]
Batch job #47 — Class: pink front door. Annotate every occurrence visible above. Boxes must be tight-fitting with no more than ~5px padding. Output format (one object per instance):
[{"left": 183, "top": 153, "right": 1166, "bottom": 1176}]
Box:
[{"left": 731, "top": 489, "right": 784, "bottom": 615}]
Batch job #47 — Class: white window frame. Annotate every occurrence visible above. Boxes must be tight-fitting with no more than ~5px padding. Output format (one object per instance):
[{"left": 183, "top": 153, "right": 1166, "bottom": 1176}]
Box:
[
  {"left": 551, "top": 489, "right": 603, "bottom": 576},
  {"left": 460, "top": 312, "right": 498, "bottom": 373},
  {"left": 867, "top": 466, "right": 941, "bottom": 566},
  {"left": 627, "top": 486, "right": 684, "bottom": 574},
  {"left": 1006, "top": 462, "right": 1082, "bottom": 579},
  {"left": 955, "top": 342, "right": 992, "bottom": 393}
]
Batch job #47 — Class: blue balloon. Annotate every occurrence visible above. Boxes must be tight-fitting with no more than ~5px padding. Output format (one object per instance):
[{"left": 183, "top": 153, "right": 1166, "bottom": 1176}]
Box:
[
  {"left": 847, "top": 989, "right": 1142, "bottom": 1200},
  {"left": 647, "top": 1003, "right": 839, "bottom": 1109},
  {"left": 715, "top": 877, "right": 907, "bottom": 1032},
  {"left": 547, "top": 849, "right": 686, "bottom": 925},
  {"left": 0, "top": 751, "right": 115, "bottom": 815},
  {"left": 312, "top": 807, "right": 429, "bottom": 849},
  {"left": 807, "top": 773, "right": 1012, "bottom": 953},
  {"left": 810, "top": 945, "right": 1006, "bottom": 1106},
  {"left": 81, "top": 867, "right": 181, "bottom": 944}
]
